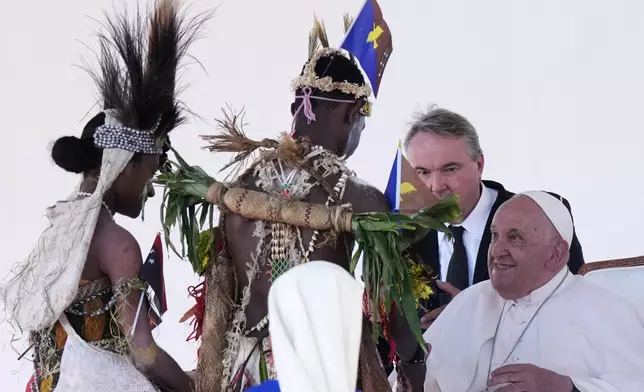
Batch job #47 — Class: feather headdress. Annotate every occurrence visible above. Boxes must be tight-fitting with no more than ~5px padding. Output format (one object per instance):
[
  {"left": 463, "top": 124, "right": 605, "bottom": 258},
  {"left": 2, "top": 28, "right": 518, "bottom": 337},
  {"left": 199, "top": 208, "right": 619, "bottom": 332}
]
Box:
[{"left": 86, "top": 0, "right": 211, "bottom": 152}]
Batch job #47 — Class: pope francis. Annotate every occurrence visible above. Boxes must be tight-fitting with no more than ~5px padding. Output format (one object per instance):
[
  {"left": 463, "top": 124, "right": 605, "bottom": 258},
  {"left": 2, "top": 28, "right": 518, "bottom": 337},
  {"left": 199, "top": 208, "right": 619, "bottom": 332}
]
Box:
[{"left": 393, "top": 191, "right": 644, "bottom": 392}]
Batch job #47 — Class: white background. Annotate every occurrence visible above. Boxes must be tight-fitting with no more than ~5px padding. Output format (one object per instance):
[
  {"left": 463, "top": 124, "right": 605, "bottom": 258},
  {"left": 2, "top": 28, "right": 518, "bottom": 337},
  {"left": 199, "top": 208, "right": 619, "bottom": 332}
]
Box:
[{"left": 2, "top": 0, "right": 644, "bottom": 389}]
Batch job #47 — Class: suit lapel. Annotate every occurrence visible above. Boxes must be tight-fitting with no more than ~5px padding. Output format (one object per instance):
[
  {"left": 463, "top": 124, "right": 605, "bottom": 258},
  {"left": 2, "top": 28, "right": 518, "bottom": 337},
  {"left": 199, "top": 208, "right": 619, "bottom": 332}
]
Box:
[
  {"left": 473, "top": 180, "right": 514, "bottom": 284},
  {"left": 414, "top": 232, "right": 439, "bottom": 277}
]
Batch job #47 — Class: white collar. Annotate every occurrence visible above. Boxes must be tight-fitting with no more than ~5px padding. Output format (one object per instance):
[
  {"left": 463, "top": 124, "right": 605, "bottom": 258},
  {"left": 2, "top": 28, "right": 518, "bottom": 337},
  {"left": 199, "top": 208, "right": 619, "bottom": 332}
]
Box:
[
  {"left": 438, "top": 183, "right": 495, "bottom": 242},
  {"left": 512, "top": 267, "right": 570, "bottom": 307}
]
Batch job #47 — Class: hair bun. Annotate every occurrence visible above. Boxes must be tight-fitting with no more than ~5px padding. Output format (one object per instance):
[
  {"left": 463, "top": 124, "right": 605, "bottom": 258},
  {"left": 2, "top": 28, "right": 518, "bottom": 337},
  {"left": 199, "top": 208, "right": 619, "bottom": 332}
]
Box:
[{"left": 51, "top": 136, "right": 101, "bottom": 174}]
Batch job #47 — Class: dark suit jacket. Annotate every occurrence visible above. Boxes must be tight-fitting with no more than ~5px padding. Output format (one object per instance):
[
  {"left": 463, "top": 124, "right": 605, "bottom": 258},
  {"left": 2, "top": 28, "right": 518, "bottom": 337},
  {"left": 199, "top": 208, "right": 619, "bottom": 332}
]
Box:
[
  {"left": 377, "top": 180, "right": 585, "bottom": 373},
  {"left": 414, "top": 180, "right": 585, "bottom": 292}
]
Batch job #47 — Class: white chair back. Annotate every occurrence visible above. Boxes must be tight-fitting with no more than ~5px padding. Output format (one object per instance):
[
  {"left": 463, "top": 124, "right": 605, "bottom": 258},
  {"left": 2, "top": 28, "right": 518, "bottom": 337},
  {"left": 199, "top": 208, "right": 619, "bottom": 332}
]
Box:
[{"left": 580, "top": 257, "right": 644, "bottom": 312}]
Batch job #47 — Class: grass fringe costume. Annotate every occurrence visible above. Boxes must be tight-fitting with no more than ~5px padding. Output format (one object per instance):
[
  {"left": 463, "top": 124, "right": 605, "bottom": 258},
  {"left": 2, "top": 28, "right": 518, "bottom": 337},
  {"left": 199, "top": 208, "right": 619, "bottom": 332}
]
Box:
[{"left": 156, "top": 16, "right": 460, "bottom": 392}]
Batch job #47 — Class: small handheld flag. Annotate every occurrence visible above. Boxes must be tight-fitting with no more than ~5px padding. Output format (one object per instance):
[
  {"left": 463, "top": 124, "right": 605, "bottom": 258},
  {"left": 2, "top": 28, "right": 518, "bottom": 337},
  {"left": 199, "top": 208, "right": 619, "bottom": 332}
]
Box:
[
  {"left": 384, "top": 141, "right": 437, "bottom": 215},
  {"left": 139, "top": 233, "right": 167, "bottom": 329},
  {"left": 341, "top": 0, "right": 393, "bottom": 98},
  {"left": 384, "top": 141, "right": 403, "bottom": 212}
]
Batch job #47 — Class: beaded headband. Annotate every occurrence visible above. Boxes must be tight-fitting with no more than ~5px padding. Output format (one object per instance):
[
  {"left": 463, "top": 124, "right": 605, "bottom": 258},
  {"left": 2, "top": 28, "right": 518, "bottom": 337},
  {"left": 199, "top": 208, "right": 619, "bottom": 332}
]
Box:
[{"left": 93, "top": 111, "right": 165, "bottom": 155}]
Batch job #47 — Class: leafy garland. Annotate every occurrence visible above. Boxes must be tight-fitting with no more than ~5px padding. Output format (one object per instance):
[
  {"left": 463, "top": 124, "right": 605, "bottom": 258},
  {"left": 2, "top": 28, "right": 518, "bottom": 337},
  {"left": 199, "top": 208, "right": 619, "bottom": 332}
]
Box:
[
  {"left": 156, "top": 149, "right": 218, "bottom": 276},
  {"left": 349, "top": 199, "right": 460, "bottom": 344},
  {"left": 154, "top": 148, "right": 460, "bottom": 348}
]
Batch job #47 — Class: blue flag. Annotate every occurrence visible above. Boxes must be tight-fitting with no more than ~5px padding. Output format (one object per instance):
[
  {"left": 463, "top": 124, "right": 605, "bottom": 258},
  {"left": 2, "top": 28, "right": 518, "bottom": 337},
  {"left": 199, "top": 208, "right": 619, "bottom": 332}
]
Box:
[
  {"left": 384, "top": 141, "right": 402, "bottom": 212},
  {"left": 341, "top": 0, "right": 393, "bottom": 98},
  {"left": 383, "top": 142, "right": 437, "bottom": 215}
]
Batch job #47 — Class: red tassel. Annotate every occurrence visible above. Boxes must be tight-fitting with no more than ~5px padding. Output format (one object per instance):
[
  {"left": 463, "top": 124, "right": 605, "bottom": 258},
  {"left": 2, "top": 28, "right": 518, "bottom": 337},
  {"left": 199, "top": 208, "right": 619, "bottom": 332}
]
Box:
[
  {"left": 362, "top": 289, "right": 371, "bottom": 319},
  {"left": 180, "top": 280, "right": 206, "bottom": 343},
  {"left": 361, "top": 286, "right": 391, "bottom": 324},
  {"left": 362, "top": 288, "right": 400, "bottom": 365}
]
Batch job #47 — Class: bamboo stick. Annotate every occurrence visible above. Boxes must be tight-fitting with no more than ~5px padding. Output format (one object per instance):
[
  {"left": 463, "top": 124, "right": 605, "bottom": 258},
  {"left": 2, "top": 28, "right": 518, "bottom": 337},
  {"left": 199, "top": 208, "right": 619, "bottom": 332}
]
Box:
[{"left": 205, "top": 183, "right": 354, "bottom": 232}]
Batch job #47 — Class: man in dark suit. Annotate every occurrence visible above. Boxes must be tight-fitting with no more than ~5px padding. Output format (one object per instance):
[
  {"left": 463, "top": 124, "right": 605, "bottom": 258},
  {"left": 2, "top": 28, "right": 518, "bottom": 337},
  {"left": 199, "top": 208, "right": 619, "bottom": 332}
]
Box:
[
  {"left": 379, "top": 107, "right": 585, "bottom": 374},
  {"left": 403, "top": 107, "right": 584, "bottom": 326}
]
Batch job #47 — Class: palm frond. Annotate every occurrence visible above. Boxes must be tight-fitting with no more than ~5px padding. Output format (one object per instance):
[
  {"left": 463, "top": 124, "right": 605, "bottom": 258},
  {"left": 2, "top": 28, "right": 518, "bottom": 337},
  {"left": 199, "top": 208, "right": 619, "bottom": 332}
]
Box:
[{"left": 200, "top": 107, "right": 280, "bottom": 173}]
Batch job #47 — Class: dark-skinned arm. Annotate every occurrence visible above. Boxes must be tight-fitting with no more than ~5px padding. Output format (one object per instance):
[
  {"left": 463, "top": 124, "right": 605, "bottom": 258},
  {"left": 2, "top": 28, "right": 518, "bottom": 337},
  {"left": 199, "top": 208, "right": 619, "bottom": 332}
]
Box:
[
  {"left": 345, "top": 181, "right": 426, "bottom": 391},
  {"left": 101, "top": 229, "right": 194, "bottom": 392}
]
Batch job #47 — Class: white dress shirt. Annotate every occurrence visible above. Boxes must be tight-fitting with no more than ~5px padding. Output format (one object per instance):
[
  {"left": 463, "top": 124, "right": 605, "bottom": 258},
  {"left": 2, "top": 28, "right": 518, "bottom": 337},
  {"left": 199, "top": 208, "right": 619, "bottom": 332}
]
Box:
[{"left": 437, "top": 184, "right": 498, "bottom": 286}]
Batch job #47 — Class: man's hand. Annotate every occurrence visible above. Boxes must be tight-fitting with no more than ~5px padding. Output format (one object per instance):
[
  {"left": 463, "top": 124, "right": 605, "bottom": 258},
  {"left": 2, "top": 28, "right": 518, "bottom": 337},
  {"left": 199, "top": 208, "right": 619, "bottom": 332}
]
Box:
[
  {"left": 420, "top": 281, "right": 461, "bottom": 329},
  {"left": 395, "top": 343, "right": 432, "bottom": 392},
  {"left": 488, "top": 364, "right": 574, "bottom": 392}
]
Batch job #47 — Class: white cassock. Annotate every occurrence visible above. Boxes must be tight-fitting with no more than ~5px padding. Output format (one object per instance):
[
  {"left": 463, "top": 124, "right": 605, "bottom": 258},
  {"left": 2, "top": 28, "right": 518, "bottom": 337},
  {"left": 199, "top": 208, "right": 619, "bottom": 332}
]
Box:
[{"left": 390, "top": 267, "right": 644, "bottom": 392}]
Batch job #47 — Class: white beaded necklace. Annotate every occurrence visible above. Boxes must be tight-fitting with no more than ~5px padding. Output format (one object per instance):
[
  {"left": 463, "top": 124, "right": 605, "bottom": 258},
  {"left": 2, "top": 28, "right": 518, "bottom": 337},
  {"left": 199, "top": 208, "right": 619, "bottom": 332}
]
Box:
[
  {"left": 77, "top": 192, "right": 115, "bottom": 222},
  {"left": 247, "top": 146, "right": 352, "bottom": 336},
  {"left": 297, "top": 145, "right": 352, "bottom": 261}
]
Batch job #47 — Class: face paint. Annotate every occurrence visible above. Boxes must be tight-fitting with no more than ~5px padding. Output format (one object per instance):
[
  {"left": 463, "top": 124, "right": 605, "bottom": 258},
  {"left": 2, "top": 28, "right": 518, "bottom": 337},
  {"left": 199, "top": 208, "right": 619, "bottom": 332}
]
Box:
[{"left": 342, "top": 115, "right": 366, "bottom": 158}]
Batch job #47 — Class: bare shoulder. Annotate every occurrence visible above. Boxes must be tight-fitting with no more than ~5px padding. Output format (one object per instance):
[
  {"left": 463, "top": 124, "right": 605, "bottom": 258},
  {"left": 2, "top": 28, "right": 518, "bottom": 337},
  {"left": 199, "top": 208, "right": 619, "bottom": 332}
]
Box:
[
  {"left": 96, "top": 222, "right": 143, "bottom": 281},
  {"left": 344, "top": 176, "right": 390, "bottom": 213}
]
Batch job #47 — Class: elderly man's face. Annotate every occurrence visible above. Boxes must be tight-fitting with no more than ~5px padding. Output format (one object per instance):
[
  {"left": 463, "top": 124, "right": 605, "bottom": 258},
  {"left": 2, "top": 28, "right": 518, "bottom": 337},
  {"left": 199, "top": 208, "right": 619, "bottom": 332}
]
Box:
[
  {"left": 407, "top": 132, "right": 483, "bottom": 223},
  {"left": 487, "top": 196, "right": 565, "bottom": 300}
]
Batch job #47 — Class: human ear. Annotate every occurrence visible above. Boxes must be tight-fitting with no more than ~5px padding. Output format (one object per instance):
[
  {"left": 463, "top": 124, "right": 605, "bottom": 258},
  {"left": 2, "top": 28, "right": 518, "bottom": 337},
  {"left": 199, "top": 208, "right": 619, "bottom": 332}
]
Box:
[
  {"left": 547, "top": 239, "right": 569, "bottom": 270},
  {"left": 346, "top": 101, "right": 362, "bottom": 124},
  {"left": 477, "top": 153, "right": 485, "bottom": 174}
]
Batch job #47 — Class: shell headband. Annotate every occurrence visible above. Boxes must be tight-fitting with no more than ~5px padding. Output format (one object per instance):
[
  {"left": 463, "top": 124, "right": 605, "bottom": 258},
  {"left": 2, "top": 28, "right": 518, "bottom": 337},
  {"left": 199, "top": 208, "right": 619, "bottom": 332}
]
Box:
[{"left": 93, "top": 110, "right": 165, "bottom": 155}]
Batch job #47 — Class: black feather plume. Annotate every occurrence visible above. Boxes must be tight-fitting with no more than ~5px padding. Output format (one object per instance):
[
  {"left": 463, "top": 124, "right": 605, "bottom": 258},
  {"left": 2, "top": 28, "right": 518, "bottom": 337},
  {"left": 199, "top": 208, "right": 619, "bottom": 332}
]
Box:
[{"left": 87, "top": 0, "right": 211, "bottom": 138}]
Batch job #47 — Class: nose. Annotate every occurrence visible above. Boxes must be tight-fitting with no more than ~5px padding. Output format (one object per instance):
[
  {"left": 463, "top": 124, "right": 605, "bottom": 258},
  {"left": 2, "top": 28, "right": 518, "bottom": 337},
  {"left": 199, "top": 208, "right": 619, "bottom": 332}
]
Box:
[
  {"left": 428, "top": 172, "right": 448, "bottom": 195},
  {"left": 146, "top": 183, "right": 155, "bottom": 198},
  {"left": 488, "top": 237, "right": 508, "bottom": 259}
]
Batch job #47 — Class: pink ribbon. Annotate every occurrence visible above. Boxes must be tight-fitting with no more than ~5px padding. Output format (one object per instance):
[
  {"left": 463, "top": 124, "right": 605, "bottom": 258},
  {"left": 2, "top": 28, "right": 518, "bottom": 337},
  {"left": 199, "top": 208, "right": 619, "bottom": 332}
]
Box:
[{"left": 290, "top": 86, "right": 356, "bottom": 136}]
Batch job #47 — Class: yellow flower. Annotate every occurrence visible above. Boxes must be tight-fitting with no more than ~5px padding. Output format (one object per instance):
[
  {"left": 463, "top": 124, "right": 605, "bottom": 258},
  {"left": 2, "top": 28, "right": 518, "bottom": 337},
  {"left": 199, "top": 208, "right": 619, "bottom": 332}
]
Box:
[
  {"left": 409, "top": 261, "right": 433, "bottom": 308},
  {"left": 197, "top": 230, "right": 214, "bottom": 272}
]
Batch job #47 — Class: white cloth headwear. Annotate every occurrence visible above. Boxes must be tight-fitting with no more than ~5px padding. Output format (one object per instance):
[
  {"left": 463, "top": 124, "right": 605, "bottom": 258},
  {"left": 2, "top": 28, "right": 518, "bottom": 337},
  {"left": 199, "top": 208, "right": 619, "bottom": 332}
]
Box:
[
  {"left": 519, "top": 191, "right": 573, "bottom": 248},
  {"left": 0, "top": 112, "right": 134, "bottom": 332},
  {"left": 268, "top": 261, "right": 362, "bottom": 392}
]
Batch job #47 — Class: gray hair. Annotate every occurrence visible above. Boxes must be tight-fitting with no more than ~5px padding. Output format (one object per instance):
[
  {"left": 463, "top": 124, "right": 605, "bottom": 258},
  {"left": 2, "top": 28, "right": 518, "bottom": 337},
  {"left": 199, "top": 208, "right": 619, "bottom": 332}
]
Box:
[{"left": 403, "top": 105, "right": 483, "bottom": 161}]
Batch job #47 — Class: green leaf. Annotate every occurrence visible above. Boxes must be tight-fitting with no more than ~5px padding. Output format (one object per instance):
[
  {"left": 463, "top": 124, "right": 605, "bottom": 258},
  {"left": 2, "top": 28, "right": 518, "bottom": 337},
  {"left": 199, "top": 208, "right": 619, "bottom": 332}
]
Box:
[
  {"left": 198, "top": 204, "right": 209, "bottom": 228},
  {"left": 259, "top": 351, "right": 268, "bottom": 382},
  {"left": 350, "top": 246, "right": 362, "bottom": 273},
  {"left": 350, "top": 198, "right": 461, "bottom": 348},
  {"left": 398, "top": 268, "right": 425, "bottom": 348}
]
